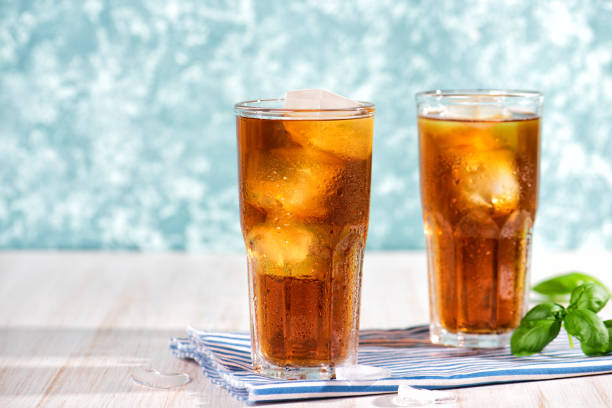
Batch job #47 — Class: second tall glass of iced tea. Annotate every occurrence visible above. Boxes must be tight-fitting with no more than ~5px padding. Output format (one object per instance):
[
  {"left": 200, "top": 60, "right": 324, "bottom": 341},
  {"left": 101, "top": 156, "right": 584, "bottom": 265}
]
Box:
[
  {"left": 236, "top": 97, "right": 375, "bottom": 379},
  {"left": 416, "top": 90, "right": 542, "bottom": 348}
]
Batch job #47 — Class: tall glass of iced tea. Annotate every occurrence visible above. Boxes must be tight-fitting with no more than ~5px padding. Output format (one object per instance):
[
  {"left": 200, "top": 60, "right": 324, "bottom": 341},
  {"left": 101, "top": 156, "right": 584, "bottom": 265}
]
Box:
[
  {"left": 235, "top": 97, "right": 375, "bottom": 379},
  {"left": 416, "top": 90, "right": 542, "bottom": 348}
]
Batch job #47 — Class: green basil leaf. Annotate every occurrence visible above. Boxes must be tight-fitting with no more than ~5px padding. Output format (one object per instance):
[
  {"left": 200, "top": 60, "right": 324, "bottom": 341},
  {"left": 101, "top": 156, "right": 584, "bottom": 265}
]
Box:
[
  {"left": 533, "top": 273, "right": 609, "bottom": 296},
  {"left": 581, "top": 341, "right": 610, "bottom": 356},
  {"left": 510, "top": 303, "right": 565, "bottom": 356},
  {"left": 604, "top": 320, "right": 612, "bottom": 354},
  {"left": 511, "top": 319, "right": 561, "bottom": 356},
  {"left": 522, "top": 302, "right": 565, "bottom": 324},
  {"left": 564, "top": 309, "right": 609, "bottom": 356},
  {"left": 568, "top": 282, "right": 610, "bottom": 313}
]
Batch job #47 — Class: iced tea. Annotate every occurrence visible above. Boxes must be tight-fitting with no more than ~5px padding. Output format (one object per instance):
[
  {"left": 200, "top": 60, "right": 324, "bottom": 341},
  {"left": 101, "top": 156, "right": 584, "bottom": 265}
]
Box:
[
  {"left": 236, "top": 100, "right": 374, "bottom": 378},
  {"left": 417, "top": 91, "right": 542, "bottom": 348}
]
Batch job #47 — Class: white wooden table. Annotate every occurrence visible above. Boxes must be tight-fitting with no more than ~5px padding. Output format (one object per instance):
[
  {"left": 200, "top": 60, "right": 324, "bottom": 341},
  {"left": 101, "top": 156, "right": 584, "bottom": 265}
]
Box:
[{"left": 1, "top": 251, "right": 612, "bottom": 407}]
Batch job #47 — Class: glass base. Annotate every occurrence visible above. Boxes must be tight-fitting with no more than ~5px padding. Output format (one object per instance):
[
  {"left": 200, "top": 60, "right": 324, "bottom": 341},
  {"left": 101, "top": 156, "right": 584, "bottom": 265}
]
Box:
[
  {"left": 430, "top": 324, "right": 512, "bottom": 348},
  {"left": 254, "top": 360, "right": 334, "bottom": 380}
]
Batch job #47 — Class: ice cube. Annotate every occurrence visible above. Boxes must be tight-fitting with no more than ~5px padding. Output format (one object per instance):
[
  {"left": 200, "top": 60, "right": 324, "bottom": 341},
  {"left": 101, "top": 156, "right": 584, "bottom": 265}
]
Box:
[
  {"left": 284, "top": 117, "right": 373, "bottom": 160},
  {"left": 282, "top": 90, "right": 373, "bottom": 160},
  {"left": 335, "top": 365, "right": 391, "bottom": 381},
  {"left": 247, "top": 224, "right": 314, "bottom": 264},
  {"left": 453, "top": 149, "right": 519, "bottom": 215},
  {"left": 426, "top": 120, "right": 509, "bottom": 154},
  {"left": 246, "top": 223, "right": 331, "bottom": 279},
  {"left": 245, "top": 147, "right": 342, "bottom": 218},
  {"left": 393, "top": 384, "right": 457, "bottom": 406},
  {"left": 437, "top": 99, "right": 513, "bottom": 121},
  {"left": 284, "top": 89, "right": 361, "bottom": 110}
]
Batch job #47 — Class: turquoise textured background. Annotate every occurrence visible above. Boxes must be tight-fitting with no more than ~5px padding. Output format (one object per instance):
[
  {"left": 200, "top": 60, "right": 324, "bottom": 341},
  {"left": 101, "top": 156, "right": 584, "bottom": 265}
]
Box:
[{"left": 1, "top": 0, "right": 611, "bottom": 251}]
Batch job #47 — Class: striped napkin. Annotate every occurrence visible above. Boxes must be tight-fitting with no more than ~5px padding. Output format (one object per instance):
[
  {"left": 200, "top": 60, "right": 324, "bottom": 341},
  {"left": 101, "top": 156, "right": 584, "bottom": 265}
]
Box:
[{"left": 169, "top": 326, "right": 612, "bottom": 403}]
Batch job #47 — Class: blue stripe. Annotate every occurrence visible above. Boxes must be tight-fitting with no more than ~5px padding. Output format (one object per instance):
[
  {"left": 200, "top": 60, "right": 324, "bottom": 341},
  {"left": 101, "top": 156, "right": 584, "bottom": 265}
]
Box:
[{"left": 253, "top": 384, "right": 400, "bottom": 396}]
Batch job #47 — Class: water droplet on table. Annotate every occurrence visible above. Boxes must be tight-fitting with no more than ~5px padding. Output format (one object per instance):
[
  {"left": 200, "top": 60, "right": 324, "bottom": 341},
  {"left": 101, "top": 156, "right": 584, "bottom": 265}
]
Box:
[
  {"left": 132, "top": 367, "right": 191, "bottom": 389},
  {"left": 393, "top": 384, "right": 457, "bottom": 406}
]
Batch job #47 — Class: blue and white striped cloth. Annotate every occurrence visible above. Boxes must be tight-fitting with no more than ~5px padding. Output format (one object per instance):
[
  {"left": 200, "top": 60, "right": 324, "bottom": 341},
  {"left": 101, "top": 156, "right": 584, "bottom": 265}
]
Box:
[{"left": 170, "top": 326, "right": 612, "bottom": 403}]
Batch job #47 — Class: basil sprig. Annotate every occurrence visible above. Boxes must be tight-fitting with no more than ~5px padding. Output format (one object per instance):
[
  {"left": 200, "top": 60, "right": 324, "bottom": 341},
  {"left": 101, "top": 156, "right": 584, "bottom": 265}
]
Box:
[{"left": 511, "top": 282, "right": 611, "bottom": 356}]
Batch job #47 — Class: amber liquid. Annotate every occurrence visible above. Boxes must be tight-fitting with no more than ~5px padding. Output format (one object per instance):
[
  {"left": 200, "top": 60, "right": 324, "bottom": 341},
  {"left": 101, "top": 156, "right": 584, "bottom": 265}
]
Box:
[
  {"left": 237, "top": 114, "right": 373, "bottom": 367},
  {"left": 418, "top": 114, "right": 540, "bottom": 334}
]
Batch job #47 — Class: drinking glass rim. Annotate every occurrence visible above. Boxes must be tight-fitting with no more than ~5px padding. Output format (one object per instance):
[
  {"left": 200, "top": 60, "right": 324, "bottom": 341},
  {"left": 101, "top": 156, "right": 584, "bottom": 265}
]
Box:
[
  {"left": 234, "top": 98, "right": 375, "bottom": 119},
  {"left": 415, "top": 89, "right": 543, "bottom": 103}
]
